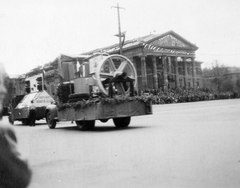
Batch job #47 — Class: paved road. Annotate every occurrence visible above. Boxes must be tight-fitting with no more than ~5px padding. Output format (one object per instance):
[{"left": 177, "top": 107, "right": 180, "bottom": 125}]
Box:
[{"left": 3, "top": 99, "right": 240, "bottom": 188}]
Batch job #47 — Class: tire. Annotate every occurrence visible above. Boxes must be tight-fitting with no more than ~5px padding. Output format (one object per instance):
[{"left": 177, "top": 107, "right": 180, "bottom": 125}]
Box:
[
  {"left": 99, "top": 119, "right": 109, "bottom": 123},
  {"left": 46, "top": 111, "right": 57, "bottom": 129},
  {"left": 76, "top": 120, "right": 95, "bottom": 131},
  {"left": 8, "top": 115, "right": 14, "bottom": 125},
  {"left": 113, "top": 117, "right": 131, "bottom": 128},
  {"left": 21, "top": 119, "right": 30, "bottom": 125}
]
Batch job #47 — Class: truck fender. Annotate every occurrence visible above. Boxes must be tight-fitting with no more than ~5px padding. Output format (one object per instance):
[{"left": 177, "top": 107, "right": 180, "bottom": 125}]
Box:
[{"left": 45, "top": 104, "right": 58, "bottom": 120}]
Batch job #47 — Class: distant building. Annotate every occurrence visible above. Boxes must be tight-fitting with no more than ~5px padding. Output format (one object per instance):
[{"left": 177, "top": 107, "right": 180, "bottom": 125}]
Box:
[
  {"left": 4, "top": 75, "right": 25, "bottom": 104},
  {"left": 202, "top": 66, "right": 240, "bottom": 92},
  {"left": 224, "top": 72, "right": 240, "bottom": 91}
]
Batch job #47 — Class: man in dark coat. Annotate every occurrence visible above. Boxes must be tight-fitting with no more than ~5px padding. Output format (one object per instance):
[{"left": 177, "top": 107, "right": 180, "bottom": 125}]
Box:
[{"left": 29, "top": 100, "right": 36, "bottom": 127}]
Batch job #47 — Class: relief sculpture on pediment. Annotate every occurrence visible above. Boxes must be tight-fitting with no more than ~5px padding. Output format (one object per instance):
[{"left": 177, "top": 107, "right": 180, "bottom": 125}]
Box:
[{"left": 151, "top": 34, "right": 190, "bottom": 48}]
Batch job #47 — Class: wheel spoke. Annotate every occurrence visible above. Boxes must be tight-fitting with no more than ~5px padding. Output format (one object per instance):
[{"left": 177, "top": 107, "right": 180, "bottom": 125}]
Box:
[
  {"left": 108, "top": 58, "right": 117, "bottom": 72},
  {"left": 101, "top": 59, "right": 116, "bottom": 74},
  {"left": 117, "top": 60, "right": 127, "bottom": 72},
  {"left": 100, "top": 72, "right": 114, "bottom": 78}
]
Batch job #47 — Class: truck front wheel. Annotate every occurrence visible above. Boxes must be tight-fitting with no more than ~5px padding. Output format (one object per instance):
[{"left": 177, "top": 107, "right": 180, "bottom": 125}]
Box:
[
  {"left": 21, "top": 119, "right": 30, "bottom": 125},
  {"left": 113, "top": 117, "right": 131, "bottom": 128},
  {"left": 8, "top": 115, "right": 14, "bottom": 125},
  {"left": 46, "top": 111, "right": 57, "bottom": 129},
  {"left": 76, "top": 120, "right": 95, "bottom": 131}
]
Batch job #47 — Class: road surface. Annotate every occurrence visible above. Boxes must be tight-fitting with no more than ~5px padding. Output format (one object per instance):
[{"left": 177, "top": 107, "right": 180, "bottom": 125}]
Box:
[{"left": 4, "top": 99, "right": 240, "bottom": 188}]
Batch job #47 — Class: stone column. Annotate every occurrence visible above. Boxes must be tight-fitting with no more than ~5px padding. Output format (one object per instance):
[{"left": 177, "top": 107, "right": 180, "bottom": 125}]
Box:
[
  {"left": 131, "top": 57, "right": 138, "bottom": 93},
  {"left": 152, "top": 56, "right": 158, "bottom": 89},
  {"left": 162, "top": 56, "right": 168, "bottom": 91},
  {"left": 168, "top": 57, "right": 172, "bottom": 74},
  {"left": 183, "top": 57, "right": 188, "bottom": 89},
  {"left": 174, "top": 57, "right": 179, "bottom": 88},
  {"left": 192, "top": 57, "right": 196, "bottom": 88},
  {"left": 141, "top": 56, "right": 147, "bottom": 91}
]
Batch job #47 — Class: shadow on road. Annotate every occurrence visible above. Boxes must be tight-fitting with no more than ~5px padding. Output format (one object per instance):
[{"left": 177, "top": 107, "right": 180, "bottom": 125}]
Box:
[
  {"left": 13, "top": 122, "right": 47, "bottom": 127},
  {"left": 56, "top": 125, "right": 148, "bottom": 132},
  {"left": 93, "top": 126, "right": 147, "bottom": 132}
]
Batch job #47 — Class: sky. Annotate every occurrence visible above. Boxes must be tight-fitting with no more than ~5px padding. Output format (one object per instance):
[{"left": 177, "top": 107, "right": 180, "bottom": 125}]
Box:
[{"left": 1, "top": 0, "right": 240, "bottom": 75}]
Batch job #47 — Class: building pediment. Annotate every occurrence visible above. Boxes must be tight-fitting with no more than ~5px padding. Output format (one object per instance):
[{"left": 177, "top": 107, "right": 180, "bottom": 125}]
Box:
[
  {"left": 151, "top": 34, "right": 190, "bottom": 48},
  {"left": 148, "top": 31, "right": 198, "bottom": 50}
]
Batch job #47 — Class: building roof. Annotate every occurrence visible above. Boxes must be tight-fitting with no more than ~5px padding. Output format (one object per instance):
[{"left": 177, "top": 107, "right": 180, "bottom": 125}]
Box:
[
  {"left": 9, "top": 74, "right": 25, "bottom": 79},
  {"left": 82, "top": 30, "right": 199, "bottom": 55},
  {"left": 18, "top": 30, "right": 200, "bottom": 77}
]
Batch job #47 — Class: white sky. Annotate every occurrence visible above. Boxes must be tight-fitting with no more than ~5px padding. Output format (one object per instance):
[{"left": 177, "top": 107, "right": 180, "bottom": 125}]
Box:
[{"left": 1, "top": 0, "right": 240, "bottom": 75}]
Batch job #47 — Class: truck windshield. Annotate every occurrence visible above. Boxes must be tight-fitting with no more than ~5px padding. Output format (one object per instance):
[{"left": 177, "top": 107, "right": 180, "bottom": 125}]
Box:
[{"left": 16, "top": 93, "right": 37, "bottom": 108}]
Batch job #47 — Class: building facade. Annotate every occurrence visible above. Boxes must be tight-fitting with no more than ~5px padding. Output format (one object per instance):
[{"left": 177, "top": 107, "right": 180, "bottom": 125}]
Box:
[{"left": 82, "top": 30, "right": 203, "bottom": 92}]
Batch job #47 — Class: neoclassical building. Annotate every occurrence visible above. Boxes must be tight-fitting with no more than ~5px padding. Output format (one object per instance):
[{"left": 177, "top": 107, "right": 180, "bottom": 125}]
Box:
[
  {"left": 82, "top": 30, "right": 202, "bottom": 92},
  {"left": 10, "top": 30, "right": 203, "bottom": 100}
]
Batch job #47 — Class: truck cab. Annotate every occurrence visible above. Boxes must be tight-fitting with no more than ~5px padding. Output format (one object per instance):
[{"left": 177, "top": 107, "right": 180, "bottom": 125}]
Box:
[{"left": 9, "top": 90, "right": 54, "bottom": 125}]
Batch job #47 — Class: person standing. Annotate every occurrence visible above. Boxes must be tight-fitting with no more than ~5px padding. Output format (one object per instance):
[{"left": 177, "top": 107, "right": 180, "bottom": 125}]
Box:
[
  {"left": 29, "top": 100, "right": 36, "bottom": 127},
  {"left": 0, "top": 62, "right": 32, "bottom": 187}
]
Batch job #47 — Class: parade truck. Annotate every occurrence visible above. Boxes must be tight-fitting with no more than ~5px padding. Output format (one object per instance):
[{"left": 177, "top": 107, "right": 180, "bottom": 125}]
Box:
[
  {"left": 45, "top": 53, "right": 152, "bottom": 131},
  {"left": 9, "top": 90, "right": 54, "bottom": 125}
]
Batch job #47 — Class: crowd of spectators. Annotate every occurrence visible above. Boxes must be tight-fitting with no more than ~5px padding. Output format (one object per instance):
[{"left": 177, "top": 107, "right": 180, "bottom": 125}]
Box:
[{"left": 140, "top": 87, "right": 239, "bottom": 105}]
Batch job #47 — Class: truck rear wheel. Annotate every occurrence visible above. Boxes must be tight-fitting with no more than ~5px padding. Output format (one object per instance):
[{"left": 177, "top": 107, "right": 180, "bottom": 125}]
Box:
[
  {"left": 113, "top": 117, "right": 131, "bottom": 128},
  {"left": 76, "top": 120, "right": 95, "bottom": 131},
  {"left": 46, "top": 111, "right": 57, "bottom": 129}
]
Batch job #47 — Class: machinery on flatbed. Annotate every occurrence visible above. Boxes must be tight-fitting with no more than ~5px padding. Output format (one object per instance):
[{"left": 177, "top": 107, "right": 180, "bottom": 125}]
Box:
[
  {"left": 9, "top": 91, "right": 54, "bottom": 125},
  {"left": 46, "top": 53, "right": 152, "bottom": 130}
]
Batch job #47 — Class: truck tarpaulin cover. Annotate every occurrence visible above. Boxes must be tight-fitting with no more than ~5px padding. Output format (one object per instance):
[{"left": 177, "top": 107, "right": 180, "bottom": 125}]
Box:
[{"left": 15, "top": 91, "right": 54, "bottom": 109}]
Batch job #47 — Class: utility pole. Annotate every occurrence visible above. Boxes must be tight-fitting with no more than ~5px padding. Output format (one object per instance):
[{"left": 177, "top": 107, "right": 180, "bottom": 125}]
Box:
[
  {"left": 41, "top": 65, "right": 45, "bottom": 91},
  {"left": 112, "top": 3, "right": 125, "bottom": 55},
  {"left": 42, "top": 70, "right": 44, "bottom": 90}
]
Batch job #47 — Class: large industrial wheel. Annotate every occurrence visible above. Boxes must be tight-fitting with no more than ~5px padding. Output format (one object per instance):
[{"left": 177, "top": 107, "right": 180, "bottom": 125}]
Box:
[
  {"left": 46, "top": 111, "right": 57, "bottom": 129},
  {"left": 76, "top": 120, "right": 95, "bottom": 131},
  {"left": 113, "top": 117, "right": 131, "bottom": 128},
  {"left": 95, "top": 55, "right": 137, "bottom": 96}
]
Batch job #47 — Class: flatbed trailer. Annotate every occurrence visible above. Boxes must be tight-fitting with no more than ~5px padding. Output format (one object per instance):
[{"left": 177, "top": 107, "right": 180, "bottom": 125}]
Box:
[
  {"left": 46, "top": 97, "right": 152, "bottom": 130},
  {"left": 45, "top": 53, "right": 152, "bottom": 130}
]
